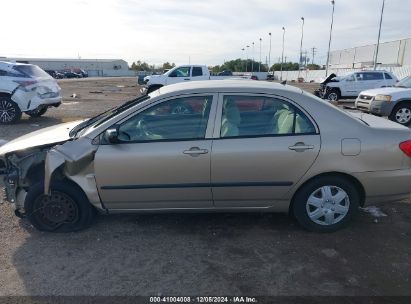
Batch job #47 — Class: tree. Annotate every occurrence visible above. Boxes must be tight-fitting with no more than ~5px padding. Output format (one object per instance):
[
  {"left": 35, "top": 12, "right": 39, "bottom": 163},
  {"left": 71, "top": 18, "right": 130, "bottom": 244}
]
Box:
[
  {"left": 306, "top": 64, "right": 322, "bottom": 70},
  {"left": 162, "top": 62, "right": 175, "bottom": 70},
  {"left": 130, "top": 60, "right": 151, "bottom": 71},
  {"left": 271, "top": 62, "right": 299, "bottom": 71}
]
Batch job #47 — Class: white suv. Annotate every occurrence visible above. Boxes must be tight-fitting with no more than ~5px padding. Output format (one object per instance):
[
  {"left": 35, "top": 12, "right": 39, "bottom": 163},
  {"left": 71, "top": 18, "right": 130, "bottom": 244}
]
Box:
[
  {"left": 0, "top": 61, "right": 62, "bottom": 124},
  {"left": 316, "top": 70, "right": 398, "bottom": 101}
]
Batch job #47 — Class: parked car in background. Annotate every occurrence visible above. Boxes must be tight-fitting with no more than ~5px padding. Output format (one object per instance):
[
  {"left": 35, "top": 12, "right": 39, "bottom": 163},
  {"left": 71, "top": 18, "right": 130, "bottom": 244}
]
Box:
[
  {"left": 315, "top": 71, "right": 398, "bottom": 101},
  {"left": 2, "top": 80, "right": 411, "bottom": 233},
  {"left": 141, "top": 65, "right": 253, "bottom": 94},
  {"left": 72, "top": 68, "right": 88, "bottom": 78},
  {"left": 45, "top": 70, "right": 64, "bottom": 79},
  {"left": 355, "top": 76, "right": 411, "bottom": 125},
  {"left": 63, "top": 70, "right": 82, "bottom": 78},
  {"left": 0, "top": 61, "right": 62, "bottom": 123},
  {"left": 217, "top": 70, "right": 233, "bottom": 76}
]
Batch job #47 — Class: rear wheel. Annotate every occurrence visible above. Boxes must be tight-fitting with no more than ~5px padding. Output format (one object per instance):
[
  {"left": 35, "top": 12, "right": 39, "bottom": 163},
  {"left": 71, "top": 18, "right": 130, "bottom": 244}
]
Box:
[
  {"left": 25, "top": 181, "right": 96, "bottom": 232},
  {"left": 26, "top": 107, "right": 48, "bottom": 118},
  {"left": 389, "top": 104, "right": 411, "bottom": 125},
  {"left": 0, "top": 96, "right": 22, "bottom": 124},
  {"left": 292, "top": 176, "right": 359, "bottom": 232}
]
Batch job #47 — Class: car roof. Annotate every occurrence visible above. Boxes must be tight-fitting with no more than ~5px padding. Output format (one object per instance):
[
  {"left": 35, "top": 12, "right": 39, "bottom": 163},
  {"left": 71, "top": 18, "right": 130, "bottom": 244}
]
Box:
[{"left": 157, "top": 80, "right": 303, "bottom": 96}]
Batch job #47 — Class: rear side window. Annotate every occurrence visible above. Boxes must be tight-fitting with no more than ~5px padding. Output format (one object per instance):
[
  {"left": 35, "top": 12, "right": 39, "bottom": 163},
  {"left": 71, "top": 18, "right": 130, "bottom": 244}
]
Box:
[
  {"left": 220, "top": 95, "right": 316, "bottom": 138},
  {"left": 192, "top": 67, "right": 203, "bottom": 77},
  {"left": 13, "top": 65, "right": 50, "bottom": 78},
  {"left": 384, "top": 73, "right": 393, "bottom": 80},
  {"left": 362, "top": 72, "right": 384, "bottom": 80}
]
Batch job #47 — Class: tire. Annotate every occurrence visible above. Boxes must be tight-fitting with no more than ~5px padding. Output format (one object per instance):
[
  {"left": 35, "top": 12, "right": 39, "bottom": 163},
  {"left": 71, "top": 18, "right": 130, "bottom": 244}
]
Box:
[
  {"left": 292, "top": 176, "right": 359, "bottom": 232},
  {"left": 389, "top": 104, "right": 411, "bottom": 126},
  {"left": 0, "top": 96, "right": 22, "bottom": 124},
  {"left": 146, "top": 85, "right": 162, "bottom": 94},
  {"left": 325, "top": 89, "right": 340, "bottom": 102},
  {"left": 26, "top": 107, "right": 48, "bottom": 118},
  {"left": 25, "top": 181, "right": 96, "bottom": 232}
]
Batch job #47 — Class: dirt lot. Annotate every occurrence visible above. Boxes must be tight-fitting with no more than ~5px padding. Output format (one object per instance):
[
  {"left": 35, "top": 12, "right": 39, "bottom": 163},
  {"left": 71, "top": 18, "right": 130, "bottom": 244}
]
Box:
[{"left": 0, "top": 78, "right": 410, "bottom": 297}]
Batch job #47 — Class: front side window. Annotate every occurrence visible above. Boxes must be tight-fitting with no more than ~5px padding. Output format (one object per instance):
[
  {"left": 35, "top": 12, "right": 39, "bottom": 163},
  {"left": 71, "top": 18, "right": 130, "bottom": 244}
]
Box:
[
  {"left": 169, "top": 67, "right": 190, "bottom": 78},
  {"left": 117, "top": 95, "right": 213, "bottom": 142},
  {"left": 220, "top": 95, "right": 316, "bottom": 138},
  {"left": 384, "top": 73, "right": 393, "bottom": 80}
]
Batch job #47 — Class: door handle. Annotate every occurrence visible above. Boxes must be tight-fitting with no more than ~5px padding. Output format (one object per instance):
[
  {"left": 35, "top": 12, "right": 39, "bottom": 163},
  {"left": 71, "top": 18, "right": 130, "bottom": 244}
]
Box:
[
  {"left": 183, "top": 147, "right": 208, "bottom": 156},
  {"left": 184, "top": 78, "right": 190, "bottom": 81},
  {"left": 288, "top": 142, "right": 314, "bottom": 152}
]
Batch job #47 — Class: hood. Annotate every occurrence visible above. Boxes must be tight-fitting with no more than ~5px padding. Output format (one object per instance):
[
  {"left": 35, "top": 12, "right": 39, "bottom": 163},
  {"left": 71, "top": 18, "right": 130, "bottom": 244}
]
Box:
[
  {"left": 0, "top": 120, "right": 83, "bottom": 156},
  {"left": 360, "top": 87, "right": 411, "bottom": 97},
  {"left": 320, "top": 73, "right": 337, "bottom": 84}
]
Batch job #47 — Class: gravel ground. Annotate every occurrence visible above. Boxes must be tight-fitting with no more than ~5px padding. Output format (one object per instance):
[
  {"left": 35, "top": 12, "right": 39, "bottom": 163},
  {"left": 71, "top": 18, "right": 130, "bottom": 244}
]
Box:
[{"left": 0, "top": 78, "right": 410, "bottom": 297}]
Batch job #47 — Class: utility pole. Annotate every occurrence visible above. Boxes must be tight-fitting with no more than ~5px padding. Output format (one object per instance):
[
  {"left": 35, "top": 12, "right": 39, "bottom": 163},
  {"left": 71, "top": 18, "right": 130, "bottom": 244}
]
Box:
[
  {"left": 325, "top": 0, "right": 336, "bottom": 77},
  {"left": 241, "top": 48, "right": 245, "bottom": 72},
  {"left": 246, "top": 45, "right": 250, "bottom": 72},
  {"left": 299, "top": 17, "right": 305, "bottom": 68},
  {"left": 374, "top": 0, "right": 385, "bottom": 70},
  {"left": 311, "top": 47, "right": 317, "bottom": 65}
]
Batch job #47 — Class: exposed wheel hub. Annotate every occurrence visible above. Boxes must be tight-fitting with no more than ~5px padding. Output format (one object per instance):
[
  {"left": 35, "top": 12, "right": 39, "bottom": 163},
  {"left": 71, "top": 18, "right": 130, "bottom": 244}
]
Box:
[{"left": 36, "top": 192, "right": 78, "bottom": 225}]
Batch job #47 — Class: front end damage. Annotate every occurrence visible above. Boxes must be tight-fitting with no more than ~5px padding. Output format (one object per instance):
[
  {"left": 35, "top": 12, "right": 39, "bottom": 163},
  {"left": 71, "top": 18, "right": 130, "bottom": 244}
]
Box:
[
  {"left": 314, "top": 73, "right": 338, "bottom": 98},
  {"left": 0, "top": 138, "right": 103, "bottom": 217}
]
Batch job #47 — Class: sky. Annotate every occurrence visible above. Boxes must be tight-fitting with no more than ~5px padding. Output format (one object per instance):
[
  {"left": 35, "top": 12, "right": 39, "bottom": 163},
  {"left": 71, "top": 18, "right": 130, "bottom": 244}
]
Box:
[{"left": 1, "top": 0, "right": 410, "bottom": 67}]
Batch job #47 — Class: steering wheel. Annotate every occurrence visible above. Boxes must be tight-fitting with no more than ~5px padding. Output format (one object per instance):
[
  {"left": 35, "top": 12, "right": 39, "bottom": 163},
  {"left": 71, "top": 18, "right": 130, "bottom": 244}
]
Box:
[{"left": 170, "top": 103, "right": 194, "bottom": 114}]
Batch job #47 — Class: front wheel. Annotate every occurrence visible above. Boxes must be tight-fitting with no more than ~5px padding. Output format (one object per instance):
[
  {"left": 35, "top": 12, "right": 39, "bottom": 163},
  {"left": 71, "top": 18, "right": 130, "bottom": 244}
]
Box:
[
  {"left": 292, "top": 176, "right": 359, "bottom": 232},
  {"left": 389, "top": 104, "right": 411, "bottom": 126},
  {"left": 325, "top": 89, "right": 340, "bottom": 102},
  {"left": 25, "top": 181, "right": 96, "bottom": 232}
]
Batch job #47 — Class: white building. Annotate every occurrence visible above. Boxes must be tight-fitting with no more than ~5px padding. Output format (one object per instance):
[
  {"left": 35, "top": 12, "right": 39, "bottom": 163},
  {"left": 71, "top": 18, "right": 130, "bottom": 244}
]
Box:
[
  {"left": 329, "top": 38, "right": 411, "bottom": 69},
  {"left": 0, "top": 57, "right": 134, "bottom": 77}
]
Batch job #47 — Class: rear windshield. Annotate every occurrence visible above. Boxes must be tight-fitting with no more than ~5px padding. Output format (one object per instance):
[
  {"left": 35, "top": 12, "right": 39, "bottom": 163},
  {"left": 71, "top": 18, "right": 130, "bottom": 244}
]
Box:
[{"left": 13, "top": 65, "right": 50, "bottom": 78}]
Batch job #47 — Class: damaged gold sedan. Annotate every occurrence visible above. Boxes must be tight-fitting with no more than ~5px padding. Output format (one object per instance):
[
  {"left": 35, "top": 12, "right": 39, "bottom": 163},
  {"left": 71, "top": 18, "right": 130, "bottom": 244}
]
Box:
[{"left": 1, "top": 80, "right": 411, "bottom": 233}]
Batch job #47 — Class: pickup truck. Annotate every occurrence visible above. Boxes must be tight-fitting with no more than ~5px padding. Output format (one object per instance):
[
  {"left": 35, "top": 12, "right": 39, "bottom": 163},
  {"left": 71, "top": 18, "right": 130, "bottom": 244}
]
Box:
[{"left": 140, "top": 65, "right": 250, "bottom": 94}]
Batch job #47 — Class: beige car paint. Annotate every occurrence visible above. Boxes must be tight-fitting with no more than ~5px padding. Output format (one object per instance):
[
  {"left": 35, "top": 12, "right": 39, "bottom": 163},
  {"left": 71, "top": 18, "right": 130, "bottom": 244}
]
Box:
[{"left": 1, "top": 80, "right": 411, "bottom": 216}]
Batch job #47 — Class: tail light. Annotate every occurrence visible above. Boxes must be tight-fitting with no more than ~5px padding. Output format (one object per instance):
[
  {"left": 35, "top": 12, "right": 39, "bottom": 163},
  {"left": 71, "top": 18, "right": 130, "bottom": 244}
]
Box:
[{"left": 399, "top": 141, "right": 411, "bottom": 157}]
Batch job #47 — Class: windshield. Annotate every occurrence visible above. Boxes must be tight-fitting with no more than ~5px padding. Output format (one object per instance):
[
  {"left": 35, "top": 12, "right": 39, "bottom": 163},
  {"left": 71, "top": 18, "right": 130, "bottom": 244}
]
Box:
[
  {"left": 396, "top": 76, "right": 411, "bottom": 88},
  {"left": 13, "top": 65, "right": 50, "bottom": 78},
  {"left": 69, "top": 95, "right": 150, "bottom": 137}
]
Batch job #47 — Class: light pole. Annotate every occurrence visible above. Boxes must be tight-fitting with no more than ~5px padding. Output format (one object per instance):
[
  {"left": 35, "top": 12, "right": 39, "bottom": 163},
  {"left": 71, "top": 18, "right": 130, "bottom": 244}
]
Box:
[
  {"left": 259, "top": 38, "right": 262, "bottom": 72},
  {"left": 268, "top": 33, "right": 272, "bottom": 72},
  {"left": 252, "top": 42, "right": 255, "bottom": 72},
  {"left": 246, "top": 45, "right": 250, "bottom": 72},
  {"left": 299, "top": 17, "right": 305, "bottom": 68},
  {"left": 280, "top": 27, "right": 285, "bottom": 81},
  {"left": 241, "top": 48, "right": 245, "bottom": 72},
  {"left": 325, "top": 0, "right": 335, "bottom": 77},
  {"left": 374, "top": 0, "right": 385, "bottom": 70}
]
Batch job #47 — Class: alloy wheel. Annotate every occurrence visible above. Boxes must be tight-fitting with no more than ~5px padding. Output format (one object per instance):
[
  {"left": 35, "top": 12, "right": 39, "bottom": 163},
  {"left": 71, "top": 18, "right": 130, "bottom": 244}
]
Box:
[
  {"left": 328, "top": 92, "right": 338, "bottom": 101},
  {"left": 0, "top": 100, "right": 17, "bottom": 123},
  {"left": 306, "top": 185, "right": 350, "bottom": 226}
]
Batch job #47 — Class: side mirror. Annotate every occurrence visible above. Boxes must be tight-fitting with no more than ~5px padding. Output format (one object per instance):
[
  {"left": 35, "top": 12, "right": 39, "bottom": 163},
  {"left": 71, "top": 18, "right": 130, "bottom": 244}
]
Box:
[{"left": 105, "top": 127, "right": 120, "bottom": 144}]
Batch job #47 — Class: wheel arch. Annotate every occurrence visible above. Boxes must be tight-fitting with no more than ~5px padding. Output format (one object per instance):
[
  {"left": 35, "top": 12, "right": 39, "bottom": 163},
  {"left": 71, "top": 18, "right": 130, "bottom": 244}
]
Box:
[{"left": 289, "top": 171, "right": 366, "bottom": 215}]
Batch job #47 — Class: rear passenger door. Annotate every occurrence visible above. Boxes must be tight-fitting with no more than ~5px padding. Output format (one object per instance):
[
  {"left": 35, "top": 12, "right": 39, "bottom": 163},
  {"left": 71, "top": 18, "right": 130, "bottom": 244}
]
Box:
[
  {"left": 210, "top": 94, "right": 321, "bottom": 208},
  {"left": 191, "top": 66, "right": 208, "bottom": 81}
]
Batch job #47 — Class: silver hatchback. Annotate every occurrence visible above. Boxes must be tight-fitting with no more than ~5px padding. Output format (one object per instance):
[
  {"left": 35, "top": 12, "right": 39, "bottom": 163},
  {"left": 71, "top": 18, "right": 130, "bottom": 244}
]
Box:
[{"left": 1, "top": 80, "right": 411, "bottom": 232}]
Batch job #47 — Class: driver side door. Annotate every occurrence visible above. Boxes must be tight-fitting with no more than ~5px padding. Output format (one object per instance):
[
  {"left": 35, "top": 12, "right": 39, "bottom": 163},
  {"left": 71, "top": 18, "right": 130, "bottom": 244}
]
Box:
[
  {"left": 94, "top": 94, "right": 217, "bottom": 210},
  {"left": 166, "top": 66, "right": 192, "bottom": 85}
]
